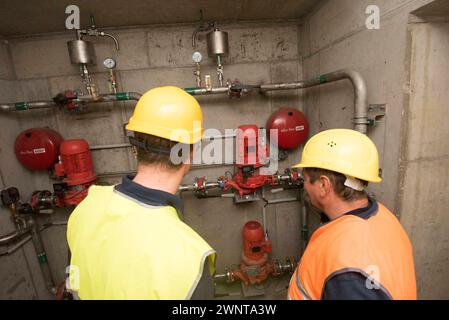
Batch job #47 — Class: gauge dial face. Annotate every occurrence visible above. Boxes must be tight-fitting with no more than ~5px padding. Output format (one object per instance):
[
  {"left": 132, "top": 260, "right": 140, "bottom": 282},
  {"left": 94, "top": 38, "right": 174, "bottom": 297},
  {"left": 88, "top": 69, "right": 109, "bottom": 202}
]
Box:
[
  {"left": 192, "top": 51, "right": 203, "bottom": 63},
  {"left": 103, "top": 57, "right": 116, "bottom": 69}
]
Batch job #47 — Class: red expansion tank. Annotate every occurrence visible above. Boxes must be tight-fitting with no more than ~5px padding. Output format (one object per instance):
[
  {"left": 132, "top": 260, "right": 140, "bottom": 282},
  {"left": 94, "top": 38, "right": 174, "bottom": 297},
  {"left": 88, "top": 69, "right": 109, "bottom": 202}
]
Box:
[
  {"left": 266, "top": 107, "right": 309, "bottom": 150},
  {"left": 14, "top": 128, "right": 64, "bottom": 170}
]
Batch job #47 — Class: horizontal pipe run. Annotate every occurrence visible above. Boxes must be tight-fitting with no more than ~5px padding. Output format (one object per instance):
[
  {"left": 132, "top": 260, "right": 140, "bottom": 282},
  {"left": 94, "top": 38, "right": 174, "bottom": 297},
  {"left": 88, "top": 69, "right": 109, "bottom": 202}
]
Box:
[
  {"left": 0, "top": 101, "right": 58, "bottom": 111},
  {"left": 89, "top": 143, "right": 132, "bottom": 150},
  {"left": 265, "top": 197, "right": 299, "bottom": 205},
  {"left": 89, "top": 134, "right": 236, "bottom": 151},
  {"left": 184, "top": 87, "right": 229, "bottom": 96},
  {"left": 1, "top": 92, "right": 142, "bottom": 112},
  {"left": 75, "top": 92, "right": 141, "bottom": 103}
]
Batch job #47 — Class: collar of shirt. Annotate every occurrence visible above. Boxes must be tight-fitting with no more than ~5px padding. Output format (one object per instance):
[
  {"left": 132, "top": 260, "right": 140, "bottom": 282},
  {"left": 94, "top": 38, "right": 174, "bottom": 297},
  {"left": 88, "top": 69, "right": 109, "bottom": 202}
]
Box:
[
  {"left": 319, "top": 196, "right": 378, "bottom": 223},
  {"left": 114, "top": 175, "right": 183, "bottom": 216}
]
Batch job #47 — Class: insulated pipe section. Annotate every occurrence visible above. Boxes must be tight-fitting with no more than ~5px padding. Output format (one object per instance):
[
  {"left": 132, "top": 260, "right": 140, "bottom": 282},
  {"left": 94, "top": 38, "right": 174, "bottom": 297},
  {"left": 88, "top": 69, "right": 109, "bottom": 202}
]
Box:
[{"left": 260, "top": 69, "right": 369, "bottom": 134}]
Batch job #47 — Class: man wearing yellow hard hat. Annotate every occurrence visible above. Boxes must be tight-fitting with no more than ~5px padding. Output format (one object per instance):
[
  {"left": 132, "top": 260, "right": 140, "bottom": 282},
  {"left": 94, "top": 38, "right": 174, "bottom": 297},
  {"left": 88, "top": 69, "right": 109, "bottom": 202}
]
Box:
[
  {"left": 288, "top": 129, "right": 417, "bottom": 300},
  {"left": 67, "top": 86, "right": 215, "bottom": 299}
]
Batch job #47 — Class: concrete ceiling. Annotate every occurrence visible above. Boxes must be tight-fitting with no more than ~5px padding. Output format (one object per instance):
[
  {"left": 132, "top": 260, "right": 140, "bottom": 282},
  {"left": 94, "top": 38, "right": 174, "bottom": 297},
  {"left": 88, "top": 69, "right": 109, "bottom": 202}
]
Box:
[
  {"left": 0, "top": 0, "right": 321, "bottom": 37},
  {"left": 412, "top": 0, "right": 449, "bottom": 17}
]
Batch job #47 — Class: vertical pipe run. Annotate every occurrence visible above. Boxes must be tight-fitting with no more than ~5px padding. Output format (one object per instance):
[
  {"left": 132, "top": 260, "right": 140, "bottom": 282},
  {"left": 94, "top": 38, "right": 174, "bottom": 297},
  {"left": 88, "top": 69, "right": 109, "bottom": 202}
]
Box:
[{"left": 28, "top": 219, "right": 56, "bottom": 294}]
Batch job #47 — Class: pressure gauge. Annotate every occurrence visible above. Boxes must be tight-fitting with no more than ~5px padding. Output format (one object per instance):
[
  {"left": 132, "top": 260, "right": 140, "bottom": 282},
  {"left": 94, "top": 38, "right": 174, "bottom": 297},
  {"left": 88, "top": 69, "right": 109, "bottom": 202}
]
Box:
[
  {"left": 192, "top": 51, "right": 203, "bottom": 63},
  {"left": 103, "top": 57, "right": 116, "bottom": 69}
]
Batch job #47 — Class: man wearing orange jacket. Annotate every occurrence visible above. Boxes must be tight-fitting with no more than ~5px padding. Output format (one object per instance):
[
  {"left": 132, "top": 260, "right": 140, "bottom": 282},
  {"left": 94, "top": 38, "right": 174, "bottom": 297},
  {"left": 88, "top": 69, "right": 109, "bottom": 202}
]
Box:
[{"left": 288, "top": 129, "right": 417, "bottom": 300}]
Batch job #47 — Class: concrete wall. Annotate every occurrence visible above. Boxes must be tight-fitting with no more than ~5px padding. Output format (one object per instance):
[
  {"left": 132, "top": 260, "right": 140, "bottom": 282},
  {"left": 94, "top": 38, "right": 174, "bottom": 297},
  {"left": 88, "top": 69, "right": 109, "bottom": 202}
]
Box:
[
  {"left": 399, "top": 19, "right": 449, "bottom": 299},
  {"left": 0, "top": 38, "right": 44, "bottom": 299},
  {"left": 300, "top": 0, "right": 449, "bottom": 299},
  {"left": 0, "top": 21, "right": 304, "bottom": 298}
]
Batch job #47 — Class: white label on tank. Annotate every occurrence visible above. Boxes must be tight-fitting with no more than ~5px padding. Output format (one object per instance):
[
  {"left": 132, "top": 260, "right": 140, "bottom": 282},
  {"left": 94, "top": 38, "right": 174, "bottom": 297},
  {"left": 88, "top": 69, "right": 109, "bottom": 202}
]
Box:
[
  {"left": 296, "top": 126, "right": 305, "bottom": 131},
  {"left": 33, "top": 148, "right": 46, "bottom": 154}
]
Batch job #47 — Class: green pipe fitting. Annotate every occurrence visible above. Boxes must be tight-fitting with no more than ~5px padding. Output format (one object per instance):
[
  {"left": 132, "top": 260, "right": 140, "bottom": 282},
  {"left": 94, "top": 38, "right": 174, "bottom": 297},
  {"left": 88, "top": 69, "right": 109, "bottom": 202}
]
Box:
[
  {"left": 184, "top": 88, "right": 196, "bottom": 96},
  {"left": 115, "top": 92, "right": 130, "bottom": 101},
  {"left": 15, "top": 102, "right": 28, "bottom": 111},
  {"left": 319, "top": 75, "right": 328, "bottom": 84},
  {"left": 37, "top": 252, "right": 48, "bottom": 265}
]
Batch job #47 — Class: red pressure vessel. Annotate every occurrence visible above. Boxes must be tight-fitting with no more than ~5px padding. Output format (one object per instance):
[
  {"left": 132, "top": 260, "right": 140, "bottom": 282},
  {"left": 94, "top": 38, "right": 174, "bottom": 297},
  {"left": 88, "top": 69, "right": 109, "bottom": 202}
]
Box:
[
  {"left": 266, "top": 107, "right": 309, "bottom": 150},
  {"left": 14, "top": 128, "right": 64, "bottom": 170},
  {"left": 55, "top": 139, "right": 96, "bottom": 186}
]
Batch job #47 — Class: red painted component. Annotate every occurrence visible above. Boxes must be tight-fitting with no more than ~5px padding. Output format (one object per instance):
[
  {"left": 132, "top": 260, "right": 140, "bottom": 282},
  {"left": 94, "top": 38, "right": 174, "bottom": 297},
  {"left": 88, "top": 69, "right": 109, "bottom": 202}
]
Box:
[
  {"left": 231, "top": 221, "right": 274, "bottom": 286},
  {"left": 53, "top": 139, "right": 96, "bottom": 206},
  {"left": 65, "top": 90, "right": 76, "bottom": 111},
  {"left": 223, "top": 125, "right": 281, "bottom": 197},
  {"left": 235, "top": 125, "right": 268, "bottom": 169},
  {"left": 14, "top": 128, "right": 64, "bottom": 170},
  {"left": 242, "top": 221, "right": 272, "bottom": 261},
  {"left": 266, "top": 107, "right": 309, "bottom": 150},
  {"left": 55, "top": 139, "right": 96, "bottom": 186},
  {"left": 61, "top": 188, "right": 92, "bottom": 206}
]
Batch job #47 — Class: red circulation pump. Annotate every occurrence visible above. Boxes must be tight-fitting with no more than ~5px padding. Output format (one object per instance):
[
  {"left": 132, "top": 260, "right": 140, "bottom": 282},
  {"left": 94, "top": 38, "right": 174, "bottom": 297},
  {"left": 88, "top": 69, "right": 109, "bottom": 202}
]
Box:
[{"left": 14, "top": 128, "right": 96, "bottom": 209}]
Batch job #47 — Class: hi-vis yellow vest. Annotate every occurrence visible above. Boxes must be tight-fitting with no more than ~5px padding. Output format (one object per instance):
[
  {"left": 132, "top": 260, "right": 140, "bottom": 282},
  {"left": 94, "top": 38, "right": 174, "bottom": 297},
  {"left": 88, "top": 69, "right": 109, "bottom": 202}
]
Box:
[{"left": 67, "top": 185, "right": 215, "bottom": 300}]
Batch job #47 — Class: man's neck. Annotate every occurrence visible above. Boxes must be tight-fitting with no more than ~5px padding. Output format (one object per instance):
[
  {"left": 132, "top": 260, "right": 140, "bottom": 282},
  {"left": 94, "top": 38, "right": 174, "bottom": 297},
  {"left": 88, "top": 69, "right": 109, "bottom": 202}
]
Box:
[
  {"left": 132, "top": 164, "right": 183, "bottom": 195},
  {"left": 324, "top": 196, "right": 369, "bottom": 221}
]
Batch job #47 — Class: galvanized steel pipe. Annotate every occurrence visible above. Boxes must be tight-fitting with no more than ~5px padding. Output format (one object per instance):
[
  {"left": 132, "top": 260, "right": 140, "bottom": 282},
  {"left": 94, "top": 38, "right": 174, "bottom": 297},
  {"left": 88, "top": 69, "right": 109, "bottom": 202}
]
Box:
[
  {"left": 1, "top": 92, "right": 142, "bottom": 112},
  {"left": 184, "top": 87, "right": 229, "bottom": 96},
  {"left": 260, "top": 69, "right": 369, "bottom": 134}
]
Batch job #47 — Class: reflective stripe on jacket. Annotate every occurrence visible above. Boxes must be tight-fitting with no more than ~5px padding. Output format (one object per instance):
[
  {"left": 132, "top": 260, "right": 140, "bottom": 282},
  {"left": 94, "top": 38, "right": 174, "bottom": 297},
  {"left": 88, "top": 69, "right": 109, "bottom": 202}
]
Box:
[
  {"left": 288, "top": 201, "right": 416, "bottom": 300},
  {"left": 67, "top": 185, "right": 215, "bottom": 299}
]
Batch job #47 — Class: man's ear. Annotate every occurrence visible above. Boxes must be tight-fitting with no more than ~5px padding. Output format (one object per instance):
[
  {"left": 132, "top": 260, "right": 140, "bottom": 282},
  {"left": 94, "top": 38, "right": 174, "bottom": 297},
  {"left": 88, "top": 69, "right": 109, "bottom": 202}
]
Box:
[
  {"left": 319, "top": 175, "right": 332, "bottom": 196},
  {"left": 182, "top": 163, "right": 191, "bottom": 177}
]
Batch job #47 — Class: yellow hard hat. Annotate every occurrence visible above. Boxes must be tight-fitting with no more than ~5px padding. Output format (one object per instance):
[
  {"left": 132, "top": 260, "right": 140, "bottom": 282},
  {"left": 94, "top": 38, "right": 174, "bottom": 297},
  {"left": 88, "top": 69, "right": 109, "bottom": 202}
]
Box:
[
  {"left": 293, "top": 129, "right": 382, "bottom": 183},
  {"left": 126, "top": 86, "right": 203, "bottom": 144}
]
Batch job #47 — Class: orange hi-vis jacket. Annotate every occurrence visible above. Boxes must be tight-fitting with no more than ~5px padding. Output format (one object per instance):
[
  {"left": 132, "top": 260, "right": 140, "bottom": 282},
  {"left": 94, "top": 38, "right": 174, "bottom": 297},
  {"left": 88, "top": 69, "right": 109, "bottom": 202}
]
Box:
[{"left": 288, "top": 200, "right": 417, "bottom": 300}]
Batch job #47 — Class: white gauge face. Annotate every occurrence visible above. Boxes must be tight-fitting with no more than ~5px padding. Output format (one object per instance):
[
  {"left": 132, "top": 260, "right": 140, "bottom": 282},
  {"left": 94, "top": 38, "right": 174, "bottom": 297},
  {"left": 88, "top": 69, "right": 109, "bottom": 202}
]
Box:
[
  {"left": 103, "top": 57, "right": 116, "bottom": 69},
  {"left": 192, "top": 51, "right": 203, "bottom": 63}
]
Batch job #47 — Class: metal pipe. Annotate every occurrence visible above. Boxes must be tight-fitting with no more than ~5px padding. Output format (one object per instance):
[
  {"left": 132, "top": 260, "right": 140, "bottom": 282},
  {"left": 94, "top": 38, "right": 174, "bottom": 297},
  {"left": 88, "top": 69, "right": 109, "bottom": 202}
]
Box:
[
  {"left": 28, "top": 219, "right": 56, "bottom": 294},
  {"left": 260, "top": 69, "right": 369, "bottom": 134},
  {"left": 101, "top": 32, "right": 120, "bottom": 51},
  {"left": 76, "top": 92, "right": 142, "bottom": 103},
  {"left": 1, "top": 92, "right": 142, "bottom": 113},
  {"left": 184, "top": 87, "right": 229, "bottom": 96},
  {"left": 0, "top": 227, "right": 31, "bottom": 246},
  {"left": 89, "top": 143, "right": 131, "bottom": 150},
  {"left": 0, "top": 235, "right": 32, "bottom": 256},
  {"left": 301, "top": 200, "right": 308, "bottom": 254},
  {"left": 265, "top": 197, "right": 298, "bottom": 205},
  {"left": 0, "top": 100, "right": 57, "bottom": 111}
]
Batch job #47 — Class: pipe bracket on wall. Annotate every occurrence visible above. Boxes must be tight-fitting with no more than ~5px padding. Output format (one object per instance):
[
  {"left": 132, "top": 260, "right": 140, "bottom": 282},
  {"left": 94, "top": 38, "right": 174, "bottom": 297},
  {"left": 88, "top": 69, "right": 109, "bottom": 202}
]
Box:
[{"left": 367, "top": 104, "right": 386, "bottom": 127}]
